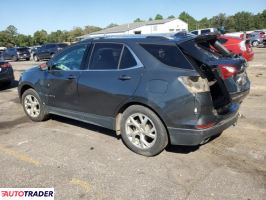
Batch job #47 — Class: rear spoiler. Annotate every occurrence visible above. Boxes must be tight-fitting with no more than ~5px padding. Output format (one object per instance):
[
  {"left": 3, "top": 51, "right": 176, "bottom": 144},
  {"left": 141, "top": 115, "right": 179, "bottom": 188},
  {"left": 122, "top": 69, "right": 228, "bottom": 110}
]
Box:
[{"left": 194, "top": 34, "right": 218, "bottom": 43}]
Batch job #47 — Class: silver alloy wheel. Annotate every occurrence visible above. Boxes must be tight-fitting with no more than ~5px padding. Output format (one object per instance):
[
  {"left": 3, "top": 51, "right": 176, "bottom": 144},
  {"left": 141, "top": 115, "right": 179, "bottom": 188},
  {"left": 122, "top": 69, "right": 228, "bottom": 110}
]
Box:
[
  {"left": 125, "top": 113, "right": 157, "bottom": 149},
  {"left": 24, "top": 94, "right": 40, "bottom": 118}
]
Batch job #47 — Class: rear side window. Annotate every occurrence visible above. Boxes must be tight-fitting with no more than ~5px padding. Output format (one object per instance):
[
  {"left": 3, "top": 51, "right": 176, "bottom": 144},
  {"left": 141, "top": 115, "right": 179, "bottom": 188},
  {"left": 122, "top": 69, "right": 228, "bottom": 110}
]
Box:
[
  {"left": 201, "top": 29, "right": 211, "bottom": 35},
  {"left": 140, "top": 44, "right": 193, "bottom": 70},
  {"left": 119, "top": 47, "right": 137, "bottom": 69},
  {"left": 89, "top": 43, "right": 123, "bottom": 70}
]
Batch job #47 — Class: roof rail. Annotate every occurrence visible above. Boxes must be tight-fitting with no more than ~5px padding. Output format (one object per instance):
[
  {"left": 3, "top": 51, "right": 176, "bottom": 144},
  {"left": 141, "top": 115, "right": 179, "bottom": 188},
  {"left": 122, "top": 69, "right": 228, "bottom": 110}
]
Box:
[{"left": 81, "top": 34, "right": 178, "bottom": 41}]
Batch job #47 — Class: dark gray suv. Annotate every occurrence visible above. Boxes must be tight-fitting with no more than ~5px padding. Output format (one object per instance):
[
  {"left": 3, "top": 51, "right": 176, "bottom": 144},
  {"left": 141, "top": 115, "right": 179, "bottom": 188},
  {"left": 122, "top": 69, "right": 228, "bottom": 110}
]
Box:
[{"left": 18, "top": 34, "right": 250, "bottom": 156}]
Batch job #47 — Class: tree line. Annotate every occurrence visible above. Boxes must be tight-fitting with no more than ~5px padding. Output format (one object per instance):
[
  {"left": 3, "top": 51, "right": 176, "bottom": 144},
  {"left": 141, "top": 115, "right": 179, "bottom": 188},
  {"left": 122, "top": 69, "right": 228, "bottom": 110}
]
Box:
[{"left": 0, "top": 10, "right": 265, "bottom": 48}]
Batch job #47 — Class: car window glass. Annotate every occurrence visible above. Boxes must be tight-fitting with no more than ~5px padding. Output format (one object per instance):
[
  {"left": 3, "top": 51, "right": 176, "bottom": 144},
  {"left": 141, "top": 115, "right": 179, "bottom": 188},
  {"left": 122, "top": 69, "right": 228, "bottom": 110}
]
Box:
[
  {"left": 119, "top": 47, "right": 137, "bottom": 69},
  {"left": 201, "top": 29, "right": 210, "bottom": 34},
  {"left": 89, "top": 43, "right": 123, "bottom": 70},
  {"left": 51, "top": 43, "right": 87, "bottom": 71},
  {"left": 140, "top": 44, "right": 193, "bottom": 70},
  {"left": 191, "top": 31, "right": 198, "bottom": 35}
]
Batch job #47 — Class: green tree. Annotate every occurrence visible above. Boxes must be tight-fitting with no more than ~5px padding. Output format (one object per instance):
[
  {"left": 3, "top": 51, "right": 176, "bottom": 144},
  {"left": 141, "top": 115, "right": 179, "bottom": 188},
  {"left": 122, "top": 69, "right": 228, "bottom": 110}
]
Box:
[
  {"left": 33, "top": 30, "right": 48, "bottom": 45},
  {"left": 179, "top": 11, "right": 197, "bottom": 31},
  {"left": 167, "top": 15, "right": 175, "bottom": 19},
  {"left": 16, "top": 34, "right": 33, "bottom": 46},
  {"left": 134, "top": 18, "right": 144, "bottom": 22},
  {"left": 83, "top": 26, "right": 102, "bottom": 34},
  {"left": 6, "top": 25, "right": 18, "bottom": 36},
  {"left": 154, "top": 14, "right": 163, "bottom": 20},
  {"left": 106, "top": 23, "right": 118, "bottom": 28},
  {"left": 198, "top": 17, "right": 209, "bottom": 29},
  {"left": 148, "top": 17, "right": 153, "bottom": 21}
]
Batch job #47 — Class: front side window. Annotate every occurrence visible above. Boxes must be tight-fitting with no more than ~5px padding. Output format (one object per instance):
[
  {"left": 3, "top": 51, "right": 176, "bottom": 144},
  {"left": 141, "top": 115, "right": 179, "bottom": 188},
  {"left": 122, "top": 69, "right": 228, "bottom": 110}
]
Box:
[
  {"left": 89, "top": 43, "right": 123, "bottom": 70},
  {"left": 140, "top": 44, "right": 193, "bottom": 70},
  {"left": 50, "top": 43, "right": 87, "bottom": 71}
]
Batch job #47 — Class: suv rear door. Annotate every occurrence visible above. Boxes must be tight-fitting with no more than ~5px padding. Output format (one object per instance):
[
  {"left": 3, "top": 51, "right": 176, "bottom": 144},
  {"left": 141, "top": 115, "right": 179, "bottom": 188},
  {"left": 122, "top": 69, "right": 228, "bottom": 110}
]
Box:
[{"left": 77, "top": 42, "right": 143, "bottom": 123}]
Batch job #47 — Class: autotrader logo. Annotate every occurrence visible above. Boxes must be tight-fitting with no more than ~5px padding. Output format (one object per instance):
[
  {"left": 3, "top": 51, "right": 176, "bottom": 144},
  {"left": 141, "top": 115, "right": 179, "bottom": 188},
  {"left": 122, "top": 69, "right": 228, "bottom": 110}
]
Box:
[{"left": 0, "top": 188, "right": 54, "bottom": 199}]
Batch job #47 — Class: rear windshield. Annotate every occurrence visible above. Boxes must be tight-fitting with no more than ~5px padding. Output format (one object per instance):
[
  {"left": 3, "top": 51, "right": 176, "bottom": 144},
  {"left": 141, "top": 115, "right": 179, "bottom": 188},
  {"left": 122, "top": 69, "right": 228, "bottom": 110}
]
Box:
[
  {"left": 17, "top": 47, "right": 29, "bottom": 51},
  {"left": 140, "top": 43, "right": 193, "bottom": 70}
]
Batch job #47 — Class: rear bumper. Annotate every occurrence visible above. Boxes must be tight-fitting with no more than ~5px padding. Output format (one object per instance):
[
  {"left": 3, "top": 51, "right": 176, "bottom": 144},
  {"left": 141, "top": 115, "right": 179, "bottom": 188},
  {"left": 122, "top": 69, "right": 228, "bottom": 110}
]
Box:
[
  {"left": 230, "top": 88, "right": 250, "bottom": 103},
  {"left": 168, "top": 104, "right": 239, "bottom": 146}
]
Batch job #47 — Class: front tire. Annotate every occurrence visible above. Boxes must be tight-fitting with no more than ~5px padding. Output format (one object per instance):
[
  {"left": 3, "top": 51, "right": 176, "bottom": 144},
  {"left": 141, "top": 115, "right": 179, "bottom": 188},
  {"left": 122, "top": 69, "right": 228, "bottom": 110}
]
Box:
[
  {"left": 22, "top": 89, "right": 49, "bottom": 122},
  {"left": 120, "top": 105, "right": 168, "bottom": 156},
  {"left": 33, "top": 55, "right": 39, "bottom": 62}
]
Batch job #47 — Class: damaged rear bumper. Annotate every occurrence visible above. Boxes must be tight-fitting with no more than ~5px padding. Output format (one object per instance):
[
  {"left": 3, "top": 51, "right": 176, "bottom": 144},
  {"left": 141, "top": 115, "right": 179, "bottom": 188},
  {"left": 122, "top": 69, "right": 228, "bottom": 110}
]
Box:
[{"left": 168, "top": 103, "right": 239, "bottom": 146}]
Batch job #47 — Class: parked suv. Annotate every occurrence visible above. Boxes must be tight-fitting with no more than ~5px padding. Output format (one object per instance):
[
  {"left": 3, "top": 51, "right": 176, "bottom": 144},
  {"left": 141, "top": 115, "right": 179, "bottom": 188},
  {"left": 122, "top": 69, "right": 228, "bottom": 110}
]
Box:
[
  {"left": 190, "top": 28, "right": 219, "bottom": 35},
  {"left": 248, "top": 31, "right": 266, "bottom": 47},
  {"left": 3, "top": 47, "right": 31, "bottom": 61},
  {"left": 33, "top": 43, "right": 68, "bottom": 61},
  {"left": 18, "top": 34, "right": 250, "bottom": 156}
]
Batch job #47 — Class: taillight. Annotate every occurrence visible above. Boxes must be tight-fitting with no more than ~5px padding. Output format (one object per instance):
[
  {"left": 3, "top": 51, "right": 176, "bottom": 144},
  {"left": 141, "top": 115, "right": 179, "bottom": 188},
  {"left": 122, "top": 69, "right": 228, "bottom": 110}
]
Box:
[
  {"left": 178, "top": 76, "right": 209, "bottom": 93},
  {"left": 0, "top": 63, "right": 12, "bottom": 68},
  {"left": 218, "top": 64, "right": 237, "bottom": 79},
  {"left": 195, "top": 122, "right": 216, "bottom": 129}
]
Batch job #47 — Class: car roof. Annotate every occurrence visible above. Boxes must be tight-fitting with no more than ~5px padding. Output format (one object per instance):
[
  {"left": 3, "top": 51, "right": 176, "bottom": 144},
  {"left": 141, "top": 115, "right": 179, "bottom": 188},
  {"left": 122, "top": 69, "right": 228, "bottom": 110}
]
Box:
[{"left": 80, "top": 32, "right": 197, "bottom": 45}]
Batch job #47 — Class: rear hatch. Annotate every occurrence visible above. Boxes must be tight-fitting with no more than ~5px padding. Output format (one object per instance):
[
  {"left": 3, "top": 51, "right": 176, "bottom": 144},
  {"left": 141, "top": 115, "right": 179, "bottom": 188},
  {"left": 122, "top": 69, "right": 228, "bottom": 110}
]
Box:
[{"left": 177, "top": 34, "right": 250, "bottom": 110}]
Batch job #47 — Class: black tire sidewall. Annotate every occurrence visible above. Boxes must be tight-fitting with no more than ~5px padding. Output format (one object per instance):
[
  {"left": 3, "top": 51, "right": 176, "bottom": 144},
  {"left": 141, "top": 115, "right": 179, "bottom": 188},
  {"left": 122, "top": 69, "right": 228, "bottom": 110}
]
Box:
[
  {"left": 120, "top": 105, "right": 168, "bottom": 156},
  {"left": 22, "top": 89, "right": 48, "bottom": 122}
]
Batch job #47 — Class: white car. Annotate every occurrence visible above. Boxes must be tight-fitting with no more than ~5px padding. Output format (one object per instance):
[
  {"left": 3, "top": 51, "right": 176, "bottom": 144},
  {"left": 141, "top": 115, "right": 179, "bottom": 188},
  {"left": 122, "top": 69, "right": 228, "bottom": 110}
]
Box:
[{"left": 190, "top": 28, "right": 219, "bottom": 35}]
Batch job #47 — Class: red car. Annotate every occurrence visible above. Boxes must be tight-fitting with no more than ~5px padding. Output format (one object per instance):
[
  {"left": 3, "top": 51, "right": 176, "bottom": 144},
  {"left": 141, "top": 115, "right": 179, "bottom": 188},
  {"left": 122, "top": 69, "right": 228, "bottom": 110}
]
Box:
[{"left": 218, "top": 35, "right": 254, "bottom": 61}]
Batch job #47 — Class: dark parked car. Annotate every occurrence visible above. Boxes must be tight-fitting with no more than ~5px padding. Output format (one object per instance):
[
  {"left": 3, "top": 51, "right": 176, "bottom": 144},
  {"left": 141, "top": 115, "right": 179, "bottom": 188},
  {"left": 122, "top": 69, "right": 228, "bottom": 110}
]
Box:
[
  {"left": 0, "top": 58, "right": 14, "bottom": 86},
  {"left": 248, "top": 31, "right": 266, "bottom": 47},
  {"left": 33, "top": 43, "right": 68, "bottom": 61},
  {"left": 18, "top": 34, "right": 250, "bottom": 156},
  {"left": 3, "top": 47, "right": 31, "bottom": 61}
]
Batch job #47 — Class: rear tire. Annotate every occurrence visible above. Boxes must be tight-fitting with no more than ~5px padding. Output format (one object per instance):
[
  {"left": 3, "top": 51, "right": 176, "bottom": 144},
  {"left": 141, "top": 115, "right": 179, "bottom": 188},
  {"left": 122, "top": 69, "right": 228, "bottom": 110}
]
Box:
[
  {"left": 33, "top": 55, "right": 39, "bottom": 62},
  {"left": 120, "top": 105, "right": 168, "bottom": 156},
  {"left": 252, "top": 40, "right": 259, "bottom": 47},
  {"left": 22, "top": 89, "right": 49, "bottom": 122},
  {"left": 12, "top": 56, "right": 18, "bottom": 61}
]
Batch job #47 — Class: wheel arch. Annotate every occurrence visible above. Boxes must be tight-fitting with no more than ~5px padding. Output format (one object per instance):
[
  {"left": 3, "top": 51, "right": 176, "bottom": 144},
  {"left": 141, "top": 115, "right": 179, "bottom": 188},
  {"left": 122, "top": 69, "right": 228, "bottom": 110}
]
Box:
[
  {"left": 115, "top": 100, "right": 169, "bottom": 139},
  {"left": 19, "top": 84, "right": 35, "bottom": 101}
]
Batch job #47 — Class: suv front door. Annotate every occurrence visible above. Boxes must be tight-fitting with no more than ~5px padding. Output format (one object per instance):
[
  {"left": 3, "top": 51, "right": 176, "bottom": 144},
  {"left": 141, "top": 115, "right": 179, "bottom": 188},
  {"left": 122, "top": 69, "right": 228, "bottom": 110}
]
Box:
[
  {"left": 78, "top": 42, "right": 143, "bottom": 126},
  {"left": 45, "top": 43, "right": 89, "bottom": 111}
]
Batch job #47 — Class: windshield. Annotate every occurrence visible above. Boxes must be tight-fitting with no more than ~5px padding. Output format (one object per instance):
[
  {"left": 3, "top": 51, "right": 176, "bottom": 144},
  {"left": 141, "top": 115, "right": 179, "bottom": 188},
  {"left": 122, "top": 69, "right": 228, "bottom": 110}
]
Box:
[{"left": 17, "top": 47, "right": 29, "bottom": 52}]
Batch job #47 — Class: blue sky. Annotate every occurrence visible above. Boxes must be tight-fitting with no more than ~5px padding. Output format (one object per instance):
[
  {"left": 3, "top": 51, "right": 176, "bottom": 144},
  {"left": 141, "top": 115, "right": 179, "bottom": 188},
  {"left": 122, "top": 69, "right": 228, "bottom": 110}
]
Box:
[{"left": 0, "top": 0, "right": 265, "bottom": 35}]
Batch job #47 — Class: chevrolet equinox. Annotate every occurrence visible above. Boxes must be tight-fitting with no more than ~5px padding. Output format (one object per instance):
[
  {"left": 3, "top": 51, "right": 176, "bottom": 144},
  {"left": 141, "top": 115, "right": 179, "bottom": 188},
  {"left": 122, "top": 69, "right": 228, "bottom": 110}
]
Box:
[{"left": 18, "top": 33, "right": 250, "bottom": 156}]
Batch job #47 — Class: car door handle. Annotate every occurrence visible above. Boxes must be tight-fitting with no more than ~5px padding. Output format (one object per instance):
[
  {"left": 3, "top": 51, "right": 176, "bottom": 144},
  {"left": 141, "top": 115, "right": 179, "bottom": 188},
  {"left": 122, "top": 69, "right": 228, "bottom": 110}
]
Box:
[
  {"left": 118, "top": 75, "right": 131, "bottom": 81},
  {"left": 67, "top": 75, "right": 76, "bottom": 80}
]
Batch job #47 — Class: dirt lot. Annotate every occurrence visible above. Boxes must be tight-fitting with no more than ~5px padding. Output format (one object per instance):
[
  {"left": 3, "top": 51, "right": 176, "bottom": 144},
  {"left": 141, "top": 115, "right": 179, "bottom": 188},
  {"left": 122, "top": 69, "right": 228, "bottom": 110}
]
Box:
[{"left": 0, "top": 48, "right": 265, "bottom": 200}]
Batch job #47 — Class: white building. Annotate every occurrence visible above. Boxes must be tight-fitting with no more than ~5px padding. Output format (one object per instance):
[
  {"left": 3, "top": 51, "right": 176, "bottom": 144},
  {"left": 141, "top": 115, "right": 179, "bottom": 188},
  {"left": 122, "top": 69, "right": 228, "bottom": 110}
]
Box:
[{"left": 77, "top": 18, "right": 188, "bottom": 40}]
